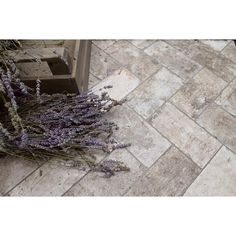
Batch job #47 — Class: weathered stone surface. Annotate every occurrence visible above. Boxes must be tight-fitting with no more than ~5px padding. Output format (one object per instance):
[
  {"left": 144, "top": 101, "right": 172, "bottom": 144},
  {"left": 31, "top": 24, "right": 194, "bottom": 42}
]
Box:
[
  {"left": 107, "top": 105, "right": 171, "bottom": 167},
  {"left": 150, "top": 102, "right": 221, "bottom": 168},
  {"left": 65, "top": 148, "right": 146, "bottom": 196},
  {"left": 185, "top": 146, "right": 236, "bottom": 196},
  {"left": 105, "top": 40, "right": 161, "bottom": 80},
  {"left": 126, "top": 146, "right": 201, "bottom": 196},
  {"left": 171, "top": 68, "right": 227, "bottom": 119},
  {"left": 127, "top": 67, "right": 183, "bottom": 119},
  {"left": 90, "top": 44, "right": 121, "bottom": 80},
  {"left": 130, "top": 40, "right": 156, "bottom": 49},
  {"left": 92, "top": 40, "right": 116, "bottom": 50},
  {"left": 197, "top": 103, "right": 236, "bottom": 153},
  {"left": 92, "top": 68, "right": 141, "bottom": 101},
  {"left": 200, "top": 40, "right": 229, "bottom": 51},
  {"left": 88, "top": 73, "right": 100, "bottom": 89},
  {"left": 221, "top": 41, "right": 236, "bottom": 64},
  {"left": 144, "top": 41, "right": 202, "bottom": 81}
]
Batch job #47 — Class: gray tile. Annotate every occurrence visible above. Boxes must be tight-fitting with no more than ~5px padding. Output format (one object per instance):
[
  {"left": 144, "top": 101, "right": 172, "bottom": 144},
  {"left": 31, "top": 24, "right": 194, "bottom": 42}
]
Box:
[
  {"left": 150, "top": 102, "right": 221, "bottom": 168},
  {"left": 197, "top": 103, "right": 236, "bottom": 153},
  {"left": 221, "top": 41, "right": 236, "bottom": 64},
  {"left": 107, "top": 105, "right": 171, "bottom": 167},
  {"left": 144, "top": 41, "right": 202, "bottom": 82},
  {"left": 171, "top": 68, "right": 227, "bottom": 119},
  {"left": 126, "top": 146, "right": 201, "bottom": 196},
  {"left": 185, "top": 146, "right": 236, "bottom": 196},
  {"left": 130, "top": 40, "right": 156, "bottom": 49},
  {"left": 200, "top": 40, "right": 229, "bottom": 51},
  {"left": 105, "top": 40, "right": 161, "bottom": 80},
  {"left": 88, "top": 73, "right": 100, "bottom": 89},
  {"left": 127, "top": 67, "right": 183, "bottom": 119},
  {"left": 65, "top": 148, "right": 146, "bottom": 196},
  {"left": 92, "top": 40, "right": 116, "bottom": 50},
  {"left": 221, "top": 89, "right": 236, "bottom": 117},
  {"left": 90, "top": 44, "right": 121, "bottom": 80}
]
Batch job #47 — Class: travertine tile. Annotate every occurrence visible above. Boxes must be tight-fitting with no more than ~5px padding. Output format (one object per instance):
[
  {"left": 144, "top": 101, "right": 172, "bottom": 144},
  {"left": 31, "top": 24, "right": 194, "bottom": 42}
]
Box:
[
  {"left": 88, "top": 73, "right": 100, "bottom": 89},
  {"left": 90, "top": 44, "right": 121, "bottom": 80},
  {"left": 171, "top": 68, "right": 227, "bottom": 119},
  {"left": 105, "top": 40, "right": 161, "bottom": 80},
  {"left": 185, "top": 146, "right": 236, "bottom": 196},
  {"left": 144, "top": 41, "right": 202, "bottom": 81},
  {"left": 0, "top": 158, "right": 39, "bottom": 195},
  {"left": 92, "top": 68, "right": 141, "bottom": 101},
  {"left": 9, "top": 151, "right": 106, "bottom": 196},
  {"left": 107, "top": 105, "right": 171, "bottom": 167},
  {"left": 200, "top": 40, "right": 229, "bottom": 51},
  {"left": 92, "top": 40, "right": 116, "bottom": 50},
  {"left": 127, "top": 67, "right": 183, "bottom": 119},
  {"left": 150, "top": 103, "right": 221, "bottom": 168},
  {"left": 130, "top": 40, "right": 156, "bottom": 49},
  {"left": 221, "top": 41, "right": 236, "bottom": 64},
  {"left": 65, "top": 149, "right": 146, "bottom": 196},
  {"left": 126, "top": 146, "right": 201, "bottom": 196},
  {"left": 197, "top": 103, "right": 236, "bottom": 153}
]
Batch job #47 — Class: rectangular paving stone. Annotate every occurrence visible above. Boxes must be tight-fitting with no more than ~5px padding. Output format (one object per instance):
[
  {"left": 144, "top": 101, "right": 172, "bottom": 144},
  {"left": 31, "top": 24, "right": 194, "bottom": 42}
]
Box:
[
  {"left": 92, "top": 68, "right": 141, "bottom": 101},
  {"left": 65, "top": 148, "right": 146, "bottom": 196},
  {"left": 88, "top": 73, "right": 100, "bottom": 89},
  {"left": 90, "top": 44, "right": 121, "bottom": 80},
  {"left": 197, "top": 103, "right": 236, "bottom": 153},
  {"left": 144, "top": 41, "right": 202, "bottom": 82},
  {"left": 126, "top": 146, "right": 201, "bottom": 196},
  {"left": 127, "top": 67, "right": 183, "bottom": 119},
  {"left": 221, "top": 41, "right": 236, "bottom": 64},
  {"left": 200, "top": 40, "right": 229, "bottom": 51},
  {"left": 171, "top": 68, "right": 227, "bottom": 119},
  {"left": 150, "top": 102, "right": 221, "bottom": 168},
  {"left": 105, "top": 40, "right": 161, "bottom": 80},
  {"left": 184, "top": 146, "right": 236, "bottom": 196},
  {"left": 130, "top": 40, "right": 156, "bottom": 49},
  {"left": 92, "top": 40, "right": 116, "bottom": 50},
  {"left": 107, "top": 105, "right": 171, "bottom": 167}
]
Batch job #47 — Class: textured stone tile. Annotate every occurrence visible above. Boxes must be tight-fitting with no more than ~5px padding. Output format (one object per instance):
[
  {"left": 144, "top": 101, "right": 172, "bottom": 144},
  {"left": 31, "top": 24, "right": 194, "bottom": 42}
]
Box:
[
  {"left": 220, "top": 89, "right": 236, "bottom": 117},
  {"left": 171, "top": 68, "right": 227, "bottom": 119},
  {"left": 92, "top": 40, "right": 116, "bottom": 50},
  {"left": 88, "top": 73, "right": 100, "bottom": 89},
  {"left": 150, "top": 103, "right": 221, "bottom": 168},
  {"left": 145, "top": 41, "right": 202, "bottom": 81},
  {"left": 65, "top": 149, "right": 146, "bottom": 196},
  {"left": 105, "top": 40, "right": 161, "bottom": 80},
  {"left": 200, "top": 40, "right": 229, "bottom": 51},
  {"left": 9, "top": 151, "right": 106, "bottom": 196},
  {"left": 107, "top": 105, "right": 171, "bottom": 167},
  {"left": 130, "top": 40, "right": 156, "bottom": 49},
  {"left": 221, "top": 41, "right": 236, "bottom": 64},
  {"left": 197, "top": 103, "right": 236, "bottom": 153},
  {"left": 0, "top": 157, "right": 39, "bottom": 195},
  {"left": 92, "top": 68, "right": 141, "bottom": 101},
  {"left": 185, "top": 146, "right": 236, "bottom": 196},
  {"left": 126, "top": 146, "right": 201, "bottom": 196},
  {"left": 127, "top": 67, "right": 183, "bottom": 119},
  {"left": 90, "top": 44, "right": 121, "bottom": 80}
]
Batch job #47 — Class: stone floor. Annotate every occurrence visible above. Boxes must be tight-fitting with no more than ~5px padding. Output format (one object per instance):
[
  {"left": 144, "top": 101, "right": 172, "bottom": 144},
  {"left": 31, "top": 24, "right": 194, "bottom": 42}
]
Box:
[{"left": 1, "top": 40, "right": 236, "bottom": 196}]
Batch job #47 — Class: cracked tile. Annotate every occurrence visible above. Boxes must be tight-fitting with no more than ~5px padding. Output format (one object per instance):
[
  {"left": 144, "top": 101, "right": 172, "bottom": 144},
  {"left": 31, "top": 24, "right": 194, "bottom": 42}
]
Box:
[{"left": 130, "top": 40, "right": 156, "bottom": 49}]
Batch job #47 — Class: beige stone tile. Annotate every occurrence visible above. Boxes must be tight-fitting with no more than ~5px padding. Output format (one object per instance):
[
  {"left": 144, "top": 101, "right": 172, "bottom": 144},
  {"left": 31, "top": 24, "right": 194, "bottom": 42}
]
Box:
[
  {"left": 105, "top": 40, "right": 161, "bottom": 80},
  {"left": 88, "top": 73, "right": 100, "bottom": 89},
  {"left": 145, "top": 41, "right": 202, "bottom": 81},
  {"left": 127, "top": 67, "right": 183, "bottom": 119},
  {"left": 92, "top": 40, "right": 116, "bottom": 50},
  {"left": 0, "top": 157, "right": 39, "bottom": 195},
  {"left": 185, "top": 146, "right": 236, "bottom": 196},
  {"left": 200, "top": 40, "right": 230, "bottom": 51},
  {"left": 126, "top": 146, "right": 201, "bottom": 196},
  {"left": 171, "top": 68, "right": 227, "bottom": 119},
  {"left": 65, "top": 148, "right": 146, "bottom": 196},
  {"left": 221, "top": 41, "right": 236, "bottom": 64},
  {"left": 221, "top": 89, "right": 236, "bottom": 117},
  {"left": 92, "top": 68, "right": 141, "bottom": 101},
  {"left": 130, "top": 40, "right": 156, "bottom": 49},
  {"left": 150, "top": 102, "right": 221, "bottom": 168},
  {"left": 107, "top": 105, "right": 171, "bottom": 167},
  {"left": 9, "top": 151, "right": 106, "bottom": 196},
  {"left": 90, "top": 44, "right": 121, "bottom": 80},
  {"left": 197, "top": 103, "right": 236, "bottom": 153}
]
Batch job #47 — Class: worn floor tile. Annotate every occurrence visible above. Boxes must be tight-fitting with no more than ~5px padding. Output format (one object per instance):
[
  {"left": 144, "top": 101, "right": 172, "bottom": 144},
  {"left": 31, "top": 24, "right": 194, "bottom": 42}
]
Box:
[
  {"left": 92, "top": 68, "right": 141, "bottom": 101},
  {"left": 126, "top": 146, "right": 201, "bottom": 196},
  {"left": 92, "top": 40, "right": 116, "bottom": 50},
  {"left": 127, "top": 67, "right": 183, "bottom": 119},
  {"left": 171, "top": 68, "right": 227, "bottom": 119},
  {"left": 197, "top": 103, "right": 236, "bottom": 153},
  {"left": 150, "top": 102, "right": 221, "bottom": 168},
  {"left": 185, "top": 146, "right": 236, "bottom": 196},
  {"left": 220, "top": 89, "right": 236, "bottom": 117},
  {"left": 221, "top": 41, "right": 236, "bottom": 64},
  {"left": 0, "top": 157, "right": 39, "bottom": 195},
  {"left": 130, "top": 40, "right": 156, "bottom": 49},
  {"left": 107, "top": 105, "right": 171, "bottom": 167},
  {"left": 88, "top": 73, "right": 100, "bottom": 89},
  {"left": 200, "top": 40, "right": 229, "bottom": 51},
  {"left": 9, "top": 151, "right": 106, "bottom": 196},
  {"left": 144, "top": 41, "right": 202, "bottom": 82},
  {"left": 90, "top": 44, "right": 121, "bottom": 80},
  {"left": 65, "top": 149, "right": 146, "bottom": 196},
  {"left": 105, "top": 40, "right": 161, "bottom": 80}
]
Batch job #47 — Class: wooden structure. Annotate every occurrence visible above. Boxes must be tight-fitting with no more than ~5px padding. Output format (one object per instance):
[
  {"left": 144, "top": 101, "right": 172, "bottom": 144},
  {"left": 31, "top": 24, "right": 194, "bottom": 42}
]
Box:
[{"left": 12, "top": 40, "right": 92, "bottom": 94}]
